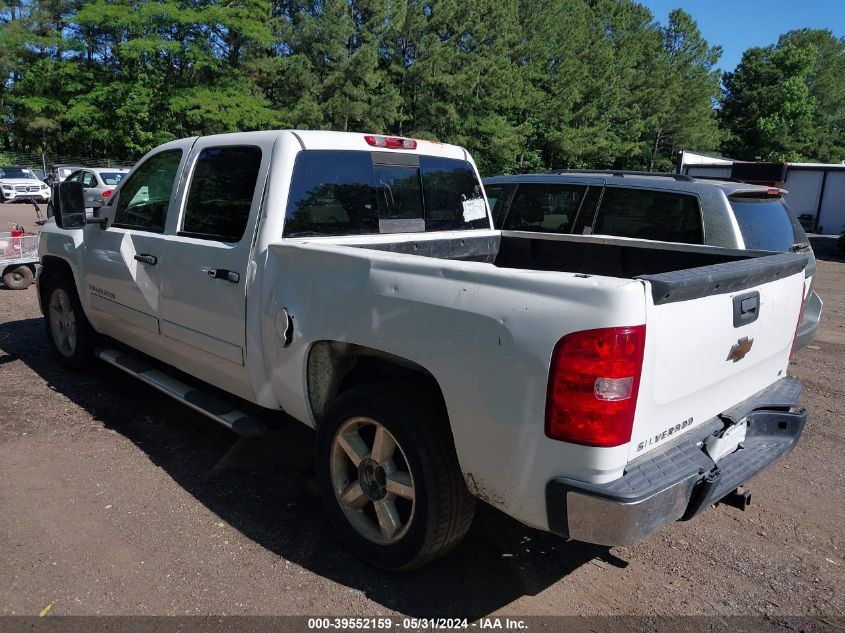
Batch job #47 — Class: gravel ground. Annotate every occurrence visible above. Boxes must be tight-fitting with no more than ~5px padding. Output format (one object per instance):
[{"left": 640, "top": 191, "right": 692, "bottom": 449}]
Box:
[{"left": 0, "top": 206, "right": 842, "bottom": 619}]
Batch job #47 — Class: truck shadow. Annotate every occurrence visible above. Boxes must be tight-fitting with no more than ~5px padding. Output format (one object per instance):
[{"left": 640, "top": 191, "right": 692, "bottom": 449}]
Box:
[{"left": 0, "top": 315, "right": 619, "bottom": 619}]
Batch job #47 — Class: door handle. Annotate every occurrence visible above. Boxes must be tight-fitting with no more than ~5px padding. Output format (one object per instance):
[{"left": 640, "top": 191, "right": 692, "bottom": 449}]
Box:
[
  {"left": 134, "top": 254, "right": 158, "bottom": 265},
  {"left": 205, "top": 268, "right": 240, "bottom": 284}
]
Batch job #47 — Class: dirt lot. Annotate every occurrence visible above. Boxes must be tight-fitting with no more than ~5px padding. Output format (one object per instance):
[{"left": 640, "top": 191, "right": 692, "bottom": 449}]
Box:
[
  {"left": 0, "top": 201, "right": 47, "bottom": 234},
  {"left": 0, "top": 209, "right": 842, "bottom": 619}
]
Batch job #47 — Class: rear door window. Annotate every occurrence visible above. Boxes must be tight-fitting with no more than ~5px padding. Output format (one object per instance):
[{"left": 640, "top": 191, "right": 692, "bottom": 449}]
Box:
[
  {"left": 571, "top": 185, "right": 602, "bottom": 235},
  {"left": 82, "top": 171, "right": 97, "bottom": 188},
  {"left": 483, "top": 184, "right": 513, "bottom": 227},
  {"left": 181, "top": 146, "right": 262, "bottom": 241},
  {"left": 283, "top": 151, "right": 488, "bottom": 237},
  {"left": 502, "top": 184, "right": 588, "bottom": 233},
  {"left": 484, "top": 184, "right": 504, "bottom": 214},
  {"left": 594, "top": 188, "right": 703, "bottom": 244},
  {"left": 728, "top": 197, "right": 798, "bottom": 252}
]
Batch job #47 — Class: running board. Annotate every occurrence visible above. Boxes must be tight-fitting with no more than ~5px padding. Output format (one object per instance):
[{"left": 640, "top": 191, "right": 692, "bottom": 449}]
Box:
[{"left": 97, "top": 348, "right": 268, "bottom": 438}]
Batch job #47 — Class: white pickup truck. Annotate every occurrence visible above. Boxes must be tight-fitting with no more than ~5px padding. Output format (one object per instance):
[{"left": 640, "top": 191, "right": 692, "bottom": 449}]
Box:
[{"left": 39, "top": 130, "right": 810, "bottom": 570}]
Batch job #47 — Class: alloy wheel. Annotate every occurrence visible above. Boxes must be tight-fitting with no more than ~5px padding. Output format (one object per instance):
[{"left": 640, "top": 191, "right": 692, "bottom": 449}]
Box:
[
  {"left": 49, "top": 288, "right": 77, "bottom": 357},
  {"left": 330, "top": 416, "right": 416, "bottom": 545}
]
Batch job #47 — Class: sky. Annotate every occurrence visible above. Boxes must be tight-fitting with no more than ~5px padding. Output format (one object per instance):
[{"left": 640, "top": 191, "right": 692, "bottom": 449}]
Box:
[{"left": 639, "top": 0, "right": 845, "bottom": 72}]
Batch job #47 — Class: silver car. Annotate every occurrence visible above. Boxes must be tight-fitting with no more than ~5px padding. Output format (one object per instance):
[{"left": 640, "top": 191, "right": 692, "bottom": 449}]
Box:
[{"left": 66, "top": 167, "right": 130, "bottom": 209}]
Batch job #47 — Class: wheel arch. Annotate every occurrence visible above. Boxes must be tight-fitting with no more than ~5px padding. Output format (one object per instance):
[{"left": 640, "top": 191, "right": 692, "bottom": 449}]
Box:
[
  {"left": 305, "top": 341, "right": 448, "bottom": 426},
  {"left": 38, "top": 256, "right": 82, "bottom": 314}
]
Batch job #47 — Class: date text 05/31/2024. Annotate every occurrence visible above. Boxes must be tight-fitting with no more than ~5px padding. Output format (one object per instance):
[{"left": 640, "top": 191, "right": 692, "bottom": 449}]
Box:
[{"left": 307, "top": 618, "right": 528, "bottom": 630}]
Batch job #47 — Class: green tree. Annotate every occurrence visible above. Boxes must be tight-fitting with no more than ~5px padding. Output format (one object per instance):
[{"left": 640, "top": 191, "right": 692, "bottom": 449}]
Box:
[
  {"left": 520, "top": 0, "right": 625, "bottom": 170},
  {"left": 0, "top": 0, "right": 745, "bottom": 174},
  {"left": 721, "top": 43, "right": 818, "bottom": 161},
  {"left": 260, "top": 0, "right": 401, "bottom": 133},
  {"left": 1, "top": 0, "right": 76, "bottom": 153},
  {"left": 777, "top": 29, "right": 845, "bottom": 162},
  {"left": 4, "top": 0, "right": 281, "bottom": 159},
  {"left": 396, "top": 0, "right": 530, "bottom": 174},
  {"left": 639, "top": 8, "right": 722, "bottom": 170}
]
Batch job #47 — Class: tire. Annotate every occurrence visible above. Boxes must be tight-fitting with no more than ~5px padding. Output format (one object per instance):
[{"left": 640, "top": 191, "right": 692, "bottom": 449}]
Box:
[
  {"left": 42, "top": 271, "right": 97, "bottom": 370},
  {"left": 316, "top": 382, "right": 475, "bottom": 571},
  {"left": 3, "top": 265, "right": 34, "bottom": 290}
]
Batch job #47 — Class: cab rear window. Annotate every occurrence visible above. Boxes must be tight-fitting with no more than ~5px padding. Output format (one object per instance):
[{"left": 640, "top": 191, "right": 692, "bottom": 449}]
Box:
[
  {"left": 283, "top": 151, "right": 488, "bottom": 237},
  {"left": 729, "top": 197, "right": 797, "bottom": 252}
]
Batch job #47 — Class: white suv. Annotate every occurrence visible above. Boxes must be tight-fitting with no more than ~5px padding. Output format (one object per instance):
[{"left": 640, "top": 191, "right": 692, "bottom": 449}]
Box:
[{"left": 0, "top": 166, "right": 51, "bottom": 203}]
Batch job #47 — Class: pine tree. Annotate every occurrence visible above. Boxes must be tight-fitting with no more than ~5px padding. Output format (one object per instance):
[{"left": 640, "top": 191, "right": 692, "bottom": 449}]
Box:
[{"left": 722, "top": 43, "right": 818, "bottom": 161}]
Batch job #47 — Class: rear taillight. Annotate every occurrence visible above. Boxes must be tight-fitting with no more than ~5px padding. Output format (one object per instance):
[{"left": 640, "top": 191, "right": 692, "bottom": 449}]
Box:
[
  {"left": 364, "top": 134, "right": 417, "bottom": 150},
  {"left": 102, "top": 189, "right": 113, "bottom": 198},
  {"left": 790, "top": 283, "right": 807, "bottom": 359},
  {"left": 545, "top": 325, "right": 646, "bottom": 447}
]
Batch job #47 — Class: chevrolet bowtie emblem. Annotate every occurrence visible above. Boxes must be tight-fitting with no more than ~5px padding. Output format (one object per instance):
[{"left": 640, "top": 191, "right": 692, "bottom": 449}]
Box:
[{"left": 727, "top": 336, "right": 754, "bottom": 363}]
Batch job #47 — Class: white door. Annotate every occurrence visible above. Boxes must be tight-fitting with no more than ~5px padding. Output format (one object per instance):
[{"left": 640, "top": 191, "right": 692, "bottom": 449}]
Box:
[
  {"left": 82, "top": 140, "right": 194, "bottom": 350},
  {"left": 156, "top": 136, "right": 274, "bottom": 400}
]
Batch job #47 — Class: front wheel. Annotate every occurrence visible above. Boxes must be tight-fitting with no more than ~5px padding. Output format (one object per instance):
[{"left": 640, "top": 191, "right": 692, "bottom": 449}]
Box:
[
  {"left": 316, "top": 382, "right": 475, "bottom": 571},
  {"left": 43, "top": 272, "right": 97, "bottom": 370}
]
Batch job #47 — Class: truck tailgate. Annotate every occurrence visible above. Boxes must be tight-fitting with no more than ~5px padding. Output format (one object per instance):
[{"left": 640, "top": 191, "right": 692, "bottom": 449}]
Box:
[{"left": 629, "top": 253, "right": 808, "bottom": 461}]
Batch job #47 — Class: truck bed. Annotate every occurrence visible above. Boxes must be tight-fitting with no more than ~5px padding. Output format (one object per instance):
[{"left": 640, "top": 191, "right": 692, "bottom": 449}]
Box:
[{"left": 353, "top": 230, "right": 806, "bottom": 301}]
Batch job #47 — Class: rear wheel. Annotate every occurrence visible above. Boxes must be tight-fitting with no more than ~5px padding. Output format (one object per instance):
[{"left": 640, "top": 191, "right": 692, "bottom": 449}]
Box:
[
  {"left": 3, "top": 265, "right": 34, "bottom": 290},
  {"left": 43, "top": 272, "right": 97, "bottom": 370},
  {"left": 316, "top": 382, "right": 475, "bottom": 571}
]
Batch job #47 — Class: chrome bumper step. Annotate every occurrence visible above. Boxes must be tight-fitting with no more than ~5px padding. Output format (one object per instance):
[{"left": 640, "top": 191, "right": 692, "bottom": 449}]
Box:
[{"left": 96, "top": 347, "right": 267, "bottom": 438}]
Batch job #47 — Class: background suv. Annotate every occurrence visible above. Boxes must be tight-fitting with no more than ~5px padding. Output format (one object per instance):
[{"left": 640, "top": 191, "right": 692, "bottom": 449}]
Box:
[
  {"left": 0, "top": 166, "right": 51, "bottom": 203},
  {"left": 483, "top": 170, "right": 821, "bottom": 349}
]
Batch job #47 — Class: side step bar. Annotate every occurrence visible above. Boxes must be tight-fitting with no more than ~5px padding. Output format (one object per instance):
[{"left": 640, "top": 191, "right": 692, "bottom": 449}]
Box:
[{"left": 97, "top": 348, "right": 268, "bottom": 438}]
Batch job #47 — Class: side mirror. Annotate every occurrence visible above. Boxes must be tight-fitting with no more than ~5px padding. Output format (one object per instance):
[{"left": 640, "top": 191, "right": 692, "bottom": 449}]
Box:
[
  {"left": 52, "top": 182, "right": 86, "bottom": 229},
  {"left": 52, "top": 181, "right": 110, "bottom": 229}
]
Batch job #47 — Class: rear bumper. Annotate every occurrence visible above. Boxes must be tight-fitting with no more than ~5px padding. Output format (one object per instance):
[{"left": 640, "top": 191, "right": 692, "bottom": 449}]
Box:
[{"left": 546, "top": 377, "right": 807, "bottom": 546}]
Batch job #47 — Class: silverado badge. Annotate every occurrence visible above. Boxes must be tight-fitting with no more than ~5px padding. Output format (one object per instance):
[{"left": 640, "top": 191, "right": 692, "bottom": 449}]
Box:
[{"left": 727, "top": 336, "right": 754, "bottom": 363}]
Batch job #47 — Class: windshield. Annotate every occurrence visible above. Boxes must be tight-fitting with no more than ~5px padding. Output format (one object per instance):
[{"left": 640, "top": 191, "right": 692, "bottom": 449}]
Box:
[
  {"left": 0, "top": 168, "right": 36, "bottom": 179},
  {"left": 729, "top": 197, "right": 799, "bottom": 252},
  {"left": 100, "top": 172, "right": 126, "bottom": 186}
]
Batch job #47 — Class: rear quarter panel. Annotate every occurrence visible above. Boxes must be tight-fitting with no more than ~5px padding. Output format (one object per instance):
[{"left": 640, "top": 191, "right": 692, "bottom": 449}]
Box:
[{"left": 257, "top": 238, "right": 648, "bottom": 531}]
